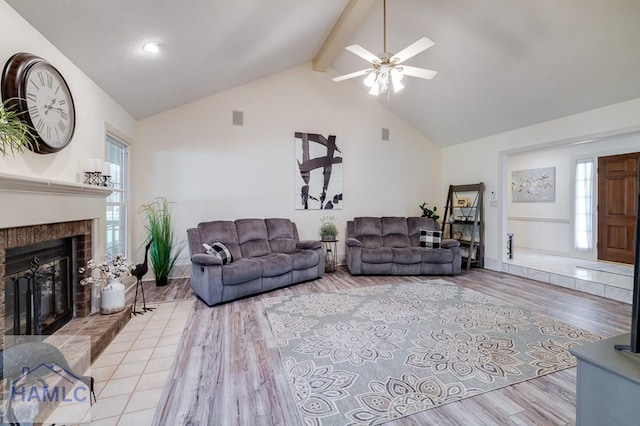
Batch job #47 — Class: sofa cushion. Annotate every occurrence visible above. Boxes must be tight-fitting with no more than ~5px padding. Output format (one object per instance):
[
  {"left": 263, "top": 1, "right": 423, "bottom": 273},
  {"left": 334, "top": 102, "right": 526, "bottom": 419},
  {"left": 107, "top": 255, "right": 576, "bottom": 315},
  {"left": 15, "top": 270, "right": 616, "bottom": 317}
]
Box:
[
  {"left": 265, "top": 218, "right": 297, "bottom": 253},
  {"left": 392, "top": 247, "right": 422, "bottom": 264},
  {"left": 419, "top": 248, "right": 454, "bottom": 264},
  {"left": 221, "top": 258, "right": 262, "bottom": 285},
  {"left": 253, "top": 253, "right": 293, "bottom": 277},
  {"left": 381, "top": 217, "right": 410, "bottom": 248},
  {"left": 289, "top": 249, "right": 319, "bottom": 270},
  {"left": 382, "top": 217, "right": 409, "bottom": 235},
  {"left": 353, "top": 217, "right": 383, "bottom": 248},
  {"left": 383, "top": 233, "right": 410, "bottom": 248},
  {"left": 407, "top": 217, "right": 437, "bottom": 247},
  {"left": 236, "top": 219, "right": 271, "bottom": 257},
  {"left": 361, "top": 247, "right": 393, "bottom": 263},
  {"left": 197, "top": 221, "right": 242, "bottom": 261},
  {"left": 203, "top": 242, "right": 234, "bottom": 264}
]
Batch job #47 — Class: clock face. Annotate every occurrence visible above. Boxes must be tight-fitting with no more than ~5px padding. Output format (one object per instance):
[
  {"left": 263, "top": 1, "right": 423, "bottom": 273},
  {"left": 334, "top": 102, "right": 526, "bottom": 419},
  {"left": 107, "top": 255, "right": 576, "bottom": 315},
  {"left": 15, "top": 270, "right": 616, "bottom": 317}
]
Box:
[
  {"left": 1, "top": 53, "right": 76, "bottom": 154},
  {"left": 25, "top": 62, "right": 75, "bottom": 149}
]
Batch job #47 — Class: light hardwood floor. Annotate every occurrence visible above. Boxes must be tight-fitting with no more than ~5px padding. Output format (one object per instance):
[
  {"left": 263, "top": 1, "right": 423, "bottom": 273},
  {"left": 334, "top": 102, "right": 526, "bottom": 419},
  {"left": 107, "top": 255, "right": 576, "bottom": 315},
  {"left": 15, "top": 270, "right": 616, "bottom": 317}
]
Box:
[{"left": 154, "top": 268, "right": 632, "bottom": 425}]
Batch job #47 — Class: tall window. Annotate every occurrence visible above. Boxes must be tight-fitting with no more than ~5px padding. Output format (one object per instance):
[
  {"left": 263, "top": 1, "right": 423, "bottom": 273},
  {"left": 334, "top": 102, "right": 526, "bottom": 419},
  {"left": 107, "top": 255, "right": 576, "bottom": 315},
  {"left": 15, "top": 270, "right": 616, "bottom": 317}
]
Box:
[
  {"left": 575, "top": 159, "right": 594, "bottom": 251},
  {"left": 106, "top": 134, "right": 128, "bottom": 256}
]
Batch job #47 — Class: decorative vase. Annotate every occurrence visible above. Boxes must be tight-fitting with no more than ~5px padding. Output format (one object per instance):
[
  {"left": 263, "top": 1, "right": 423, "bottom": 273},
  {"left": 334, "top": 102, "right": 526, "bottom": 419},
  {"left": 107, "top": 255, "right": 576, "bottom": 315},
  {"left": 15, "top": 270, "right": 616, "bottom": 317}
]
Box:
[
  {"left": 100, "top": 278, "right": 126, "bottom": 315},
  {"left": 156, "top": 276, "right": 168, "bottom": 287},
  {"left": 91, "top": 281, "right": 102, "bottom": 315},
  {"left": 321, "top": 234, "right": 336, "bottom": 241}
]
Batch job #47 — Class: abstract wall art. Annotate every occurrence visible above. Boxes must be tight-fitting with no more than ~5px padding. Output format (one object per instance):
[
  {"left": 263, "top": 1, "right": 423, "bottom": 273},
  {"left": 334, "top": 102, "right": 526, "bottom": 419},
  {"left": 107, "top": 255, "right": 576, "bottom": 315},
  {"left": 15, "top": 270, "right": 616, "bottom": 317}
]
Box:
[
  {"left": 294, "top": 132, "right": 343, "bottom": 210},
  {"left": 511, "top": 166, "right": 556, "bottom": 202}
]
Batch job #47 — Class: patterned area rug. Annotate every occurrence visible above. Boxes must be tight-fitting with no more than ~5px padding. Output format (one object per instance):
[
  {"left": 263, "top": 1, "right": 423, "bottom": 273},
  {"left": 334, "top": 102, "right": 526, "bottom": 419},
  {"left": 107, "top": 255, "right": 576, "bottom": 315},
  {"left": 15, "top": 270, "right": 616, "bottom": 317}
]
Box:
[{"left": 264, "top": 279, "right": 601, "bottom": 425}]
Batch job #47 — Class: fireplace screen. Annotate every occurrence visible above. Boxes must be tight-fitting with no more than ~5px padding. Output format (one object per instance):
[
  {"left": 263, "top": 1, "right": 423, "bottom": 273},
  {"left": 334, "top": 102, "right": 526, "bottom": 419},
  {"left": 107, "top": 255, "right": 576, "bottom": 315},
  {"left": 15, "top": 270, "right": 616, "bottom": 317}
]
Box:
[{"left": 4, "top": 238, "right": 74, "bottom": 336}]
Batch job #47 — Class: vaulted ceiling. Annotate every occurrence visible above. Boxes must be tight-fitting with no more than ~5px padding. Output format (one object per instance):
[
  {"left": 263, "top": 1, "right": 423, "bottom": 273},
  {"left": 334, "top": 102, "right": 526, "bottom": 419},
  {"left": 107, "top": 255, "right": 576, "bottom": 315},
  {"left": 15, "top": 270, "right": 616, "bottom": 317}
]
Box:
[{"left": 6, "top": 0, "right": 640, "bottom": 146}]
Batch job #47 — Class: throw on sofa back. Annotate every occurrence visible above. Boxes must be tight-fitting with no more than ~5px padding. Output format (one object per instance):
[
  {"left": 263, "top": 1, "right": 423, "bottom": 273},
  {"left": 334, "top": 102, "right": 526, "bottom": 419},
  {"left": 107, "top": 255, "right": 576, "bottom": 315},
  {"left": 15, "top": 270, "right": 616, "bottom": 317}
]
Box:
[{"left": 235, "top": 219, "right": 272, "bottom": 258}]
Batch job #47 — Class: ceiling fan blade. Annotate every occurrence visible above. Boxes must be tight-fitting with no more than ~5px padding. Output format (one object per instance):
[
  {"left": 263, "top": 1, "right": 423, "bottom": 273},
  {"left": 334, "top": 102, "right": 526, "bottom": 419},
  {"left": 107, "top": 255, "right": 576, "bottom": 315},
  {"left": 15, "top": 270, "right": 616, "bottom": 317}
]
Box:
[
  {"left": 345, "top": 44, "right": 381, "bottom": 64},
  {"left": 391, "top": 37, "right": 435, "bottom": 64},
  {"left": 400, "top": 65, "right": 438, "bottom": 80},
  {"left": 332, "top": 69, "right": 372, "bottom": 82}
]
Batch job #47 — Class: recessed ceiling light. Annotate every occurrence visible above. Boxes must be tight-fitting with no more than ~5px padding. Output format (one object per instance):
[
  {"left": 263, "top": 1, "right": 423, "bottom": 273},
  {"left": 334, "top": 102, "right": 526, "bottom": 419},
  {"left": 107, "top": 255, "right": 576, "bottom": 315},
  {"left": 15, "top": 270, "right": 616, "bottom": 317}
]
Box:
[{"left": 142, "top": 42, "right": 160, "bottom": 53}]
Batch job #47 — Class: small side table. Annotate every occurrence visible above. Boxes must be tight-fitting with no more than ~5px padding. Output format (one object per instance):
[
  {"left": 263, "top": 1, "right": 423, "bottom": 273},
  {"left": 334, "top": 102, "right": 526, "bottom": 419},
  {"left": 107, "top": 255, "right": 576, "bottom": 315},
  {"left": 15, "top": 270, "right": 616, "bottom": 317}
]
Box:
[{"left": 321, "top": 239, "right": 338, "bottom": 272}]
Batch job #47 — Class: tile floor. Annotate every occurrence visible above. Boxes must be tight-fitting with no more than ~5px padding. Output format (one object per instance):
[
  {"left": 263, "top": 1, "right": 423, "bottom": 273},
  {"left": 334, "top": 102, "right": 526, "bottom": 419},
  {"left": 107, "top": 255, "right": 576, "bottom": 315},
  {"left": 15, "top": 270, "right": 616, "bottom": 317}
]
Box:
[
  {"left": 45, "top": 299, "right": 193, "bottom": 425},
  {"left": 502, "top": 248, "right": 634, "bottom": 303}
]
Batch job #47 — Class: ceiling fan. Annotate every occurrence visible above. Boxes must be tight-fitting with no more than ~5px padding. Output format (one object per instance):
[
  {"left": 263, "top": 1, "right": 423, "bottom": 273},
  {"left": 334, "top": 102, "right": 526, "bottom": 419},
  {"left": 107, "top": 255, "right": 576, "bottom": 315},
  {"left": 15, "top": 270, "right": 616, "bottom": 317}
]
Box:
[{"left": 332, "top": 0, "right": 437, "bottom": 96}]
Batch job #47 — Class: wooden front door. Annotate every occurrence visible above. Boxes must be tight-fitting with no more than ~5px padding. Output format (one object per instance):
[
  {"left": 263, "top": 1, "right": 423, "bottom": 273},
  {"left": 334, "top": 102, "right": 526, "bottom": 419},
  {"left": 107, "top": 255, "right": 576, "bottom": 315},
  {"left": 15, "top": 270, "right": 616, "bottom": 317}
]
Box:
[{"left": 597, "top": 152, "right": 639, "bottom": 264}]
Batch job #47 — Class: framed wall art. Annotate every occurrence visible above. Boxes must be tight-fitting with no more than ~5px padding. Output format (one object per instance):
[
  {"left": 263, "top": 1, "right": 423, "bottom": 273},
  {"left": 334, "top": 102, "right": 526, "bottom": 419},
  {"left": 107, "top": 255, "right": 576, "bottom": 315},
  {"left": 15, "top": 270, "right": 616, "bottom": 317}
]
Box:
[
  {"left": 294, "top": 132, "right": 343, "bottom": 210},
  {"left": 511, "top": 166, "right": 556, "bottom": 202}
]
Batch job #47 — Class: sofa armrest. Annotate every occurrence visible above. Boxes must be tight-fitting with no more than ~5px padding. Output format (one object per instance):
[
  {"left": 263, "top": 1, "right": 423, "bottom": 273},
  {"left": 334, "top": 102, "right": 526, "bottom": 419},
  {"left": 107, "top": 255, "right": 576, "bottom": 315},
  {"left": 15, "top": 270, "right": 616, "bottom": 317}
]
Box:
[
  {"left": 346, "top": 238, "right": 362, "bottom": 247},
  {"left": 441, "top": 239, "right": 460, "bottom": 249},
  {"left": 191, "top": 253, "right": 223, "bottom": 266},
  {"left": 297, "top": 240, "right": 321, "bottom": 250}
]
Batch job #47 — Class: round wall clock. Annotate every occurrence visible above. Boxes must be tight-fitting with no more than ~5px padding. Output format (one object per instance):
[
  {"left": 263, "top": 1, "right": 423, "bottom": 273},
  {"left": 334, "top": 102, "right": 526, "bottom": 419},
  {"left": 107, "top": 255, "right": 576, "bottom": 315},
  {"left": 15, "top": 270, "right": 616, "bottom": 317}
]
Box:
[{"left": 1, "top": 53, "right": 76, "bottom": 154}]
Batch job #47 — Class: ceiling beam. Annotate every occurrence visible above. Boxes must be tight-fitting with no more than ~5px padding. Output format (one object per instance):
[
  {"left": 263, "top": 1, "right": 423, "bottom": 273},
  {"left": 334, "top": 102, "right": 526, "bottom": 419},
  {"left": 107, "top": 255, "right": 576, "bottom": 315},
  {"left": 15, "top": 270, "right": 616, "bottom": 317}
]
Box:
[{"left": 312, "top": 0, "right": 377, "bottom": 72}]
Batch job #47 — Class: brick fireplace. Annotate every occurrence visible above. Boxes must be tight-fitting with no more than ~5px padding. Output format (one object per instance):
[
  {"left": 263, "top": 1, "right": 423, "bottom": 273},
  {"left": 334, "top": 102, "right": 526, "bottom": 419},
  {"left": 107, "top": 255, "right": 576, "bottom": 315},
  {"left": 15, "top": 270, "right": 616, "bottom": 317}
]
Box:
[
  {"left": 0, "top": 172, "right": 112, "bottom": 349},
  {"left": 0, "top": 220, "right": 94, "bottom": 333}
]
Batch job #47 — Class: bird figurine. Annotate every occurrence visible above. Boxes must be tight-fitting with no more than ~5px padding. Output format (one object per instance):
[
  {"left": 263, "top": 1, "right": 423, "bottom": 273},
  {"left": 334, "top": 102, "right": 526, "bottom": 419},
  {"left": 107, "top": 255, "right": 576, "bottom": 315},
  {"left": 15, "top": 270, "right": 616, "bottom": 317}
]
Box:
[{"left": 131, "top": 238, "right": 154, "bottom": 315}]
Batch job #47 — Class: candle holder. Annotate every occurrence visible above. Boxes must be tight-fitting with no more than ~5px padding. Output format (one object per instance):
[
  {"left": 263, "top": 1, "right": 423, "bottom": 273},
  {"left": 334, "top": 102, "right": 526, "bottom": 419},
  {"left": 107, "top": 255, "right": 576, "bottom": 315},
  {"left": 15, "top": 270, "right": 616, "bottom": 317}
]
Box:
[
  {"left": 83, "top": 171, "right": 103, "bottom": 186},
  {"left": 83, "top": 171, "right": 114, "bottom": 187},
  {"left": 102, "top": 175, "right": 114, "bottom": 188}
]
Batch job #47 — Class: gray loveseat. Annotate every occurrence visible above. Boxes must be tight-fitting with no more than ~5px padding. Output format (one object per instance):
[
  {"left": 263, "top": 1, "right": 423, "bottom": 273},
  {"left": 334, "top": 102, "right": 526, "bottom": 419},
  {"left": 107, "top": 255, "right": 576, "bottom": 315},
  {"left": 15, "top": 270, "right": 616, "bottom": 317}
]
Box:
[
  {"left": 346, "top": 216, "right": 461, "bottom": 275},
  {"left": 187, "top": 218, "right": 324, "bottom": 306}
]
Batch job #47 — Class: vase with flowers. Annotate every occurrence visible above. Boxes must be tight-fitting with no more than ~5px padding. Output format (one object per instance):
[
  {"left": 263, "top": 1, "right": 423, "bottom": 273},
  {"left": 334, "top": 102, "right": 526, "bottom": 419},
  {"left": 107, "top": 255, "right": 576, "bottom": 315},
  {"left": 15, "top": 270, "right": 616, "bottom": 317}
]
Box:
[{"left": 80, "top": 253, "right": 131, "bottom": 314}]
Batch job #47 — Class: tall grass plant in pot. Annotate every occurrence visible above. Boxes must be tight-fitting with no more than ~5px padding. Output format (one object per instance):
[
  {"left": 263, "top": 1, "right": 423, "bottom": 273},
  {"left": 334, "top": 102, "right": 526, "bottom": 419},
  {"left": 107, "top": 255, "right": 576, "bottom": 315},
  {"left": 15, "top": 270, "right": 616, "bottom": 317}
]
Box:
[{"left": 139, "top": 197, "right": 184, "bottom": 286}]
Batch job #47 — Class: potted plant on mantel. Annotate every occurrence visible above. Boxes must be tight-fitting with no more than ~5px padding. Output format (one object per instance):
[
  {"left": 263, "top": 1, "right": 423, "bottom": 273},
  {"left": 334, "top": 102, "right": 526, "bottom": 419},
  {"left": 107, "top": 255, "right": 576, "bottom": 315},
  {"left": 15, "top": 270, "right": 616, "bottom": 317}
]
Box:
[
  {"left": 139, "top": 197, "right": 184, "bottom": 286},
  {"left": 0, "top": 99, "right": 37, "bottom": 156}
]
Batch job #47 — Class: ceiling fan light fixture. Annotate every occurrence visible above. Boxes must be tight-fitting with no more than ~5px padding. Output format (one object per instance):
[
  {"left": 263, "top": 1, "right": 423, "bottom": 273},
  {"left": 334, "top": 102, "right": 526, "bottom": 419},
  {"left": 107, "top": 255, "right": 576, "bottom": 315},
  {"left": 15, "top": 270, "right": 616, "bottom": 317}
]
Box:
[
  {"left": 363, "top": 71, "right": 377, "bottom": 88},
  {"left": 391, "top": 70, "right": 404, "bottom": 93},
  {"left": 332, "top": 0, "right": 437, "bottom": 97}
]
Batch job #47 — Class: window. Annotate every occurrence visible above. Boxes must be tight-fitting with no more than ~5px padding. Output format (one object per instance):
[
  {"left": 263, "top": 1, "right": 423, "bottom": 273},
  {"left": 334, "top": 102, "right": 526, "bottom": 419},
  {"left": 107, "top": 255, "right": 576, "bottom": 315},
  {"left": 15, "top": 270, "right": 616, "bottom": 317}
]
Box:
[
  {"left": 105, "top": 134, "right": 128, "bottom": 256},
  {"left": 574, "top": 159, "right": 594, "bottom": 251}
]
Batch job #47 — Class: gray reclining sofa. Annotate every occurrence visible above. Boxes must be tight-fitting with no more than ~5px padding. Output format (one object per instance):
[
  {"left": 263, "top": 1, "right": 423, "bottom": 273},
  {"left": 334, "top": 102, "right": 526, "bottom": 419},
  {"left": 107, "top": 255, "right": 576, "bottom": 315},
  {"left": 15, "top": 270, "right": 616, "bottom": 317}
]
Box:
[
  {"left": 346, "top": 216, "right": 461, "bottom": 275},
  {"left": 187, "top": 218, "right": 324, "bottom": 306}
]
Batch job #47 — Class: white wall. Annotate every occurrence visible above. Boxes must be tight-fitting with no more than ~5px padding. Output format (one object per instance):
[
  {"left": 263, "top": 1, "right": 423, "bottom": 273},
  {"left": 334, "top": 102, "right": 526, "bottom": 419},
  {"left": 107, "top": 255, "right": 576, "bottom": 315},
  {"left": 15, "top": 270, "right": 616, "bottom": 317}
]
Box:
[
  {"left": 507, "top": 149, "right": 572, "bottom": 255},
  {"left": 0, "top": 1, "right": 136, "bottom": 257},
  {"left": 507, "top": 132, "right": 640, "bottom": 257},
  {"left": 442, "top": 97, "right": 640, "bottom": 270},
  {"left": 133, "top": 63, "right": 442, "bottom": 265},
  {"left": 0, "top": 1, "right": 135, "bottom": 182}
]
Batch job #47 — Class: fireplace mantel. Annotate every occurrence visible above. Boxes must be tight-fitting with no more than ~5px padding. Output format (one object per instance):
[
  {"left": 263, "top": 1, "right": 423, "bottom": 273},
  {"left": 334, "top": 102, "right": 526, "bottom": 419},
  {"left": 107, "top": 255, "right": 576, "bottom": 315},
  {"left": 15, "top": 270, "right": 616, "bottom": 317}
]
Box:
[
  {"left": 0, "top": 172, "right": 114, "bottom": 230},
  {"left": 0, "top": 172, "right": 113, "bottom": 197}
]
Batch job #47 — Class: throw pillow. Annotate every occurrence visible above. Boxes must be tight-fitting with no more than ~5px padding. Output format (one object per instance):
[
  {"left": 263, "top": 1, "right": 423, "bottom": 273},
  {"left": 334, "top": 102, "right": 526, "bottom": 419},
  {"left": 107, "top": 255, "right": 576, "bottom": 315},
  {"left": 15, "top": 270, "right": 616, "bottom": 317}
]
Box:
[
  {"left": 202, "top": 242, "right": 234, "bottom": 264},
  {"left": 419, "top": 229, "right": 442, "bottom": 249}
]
